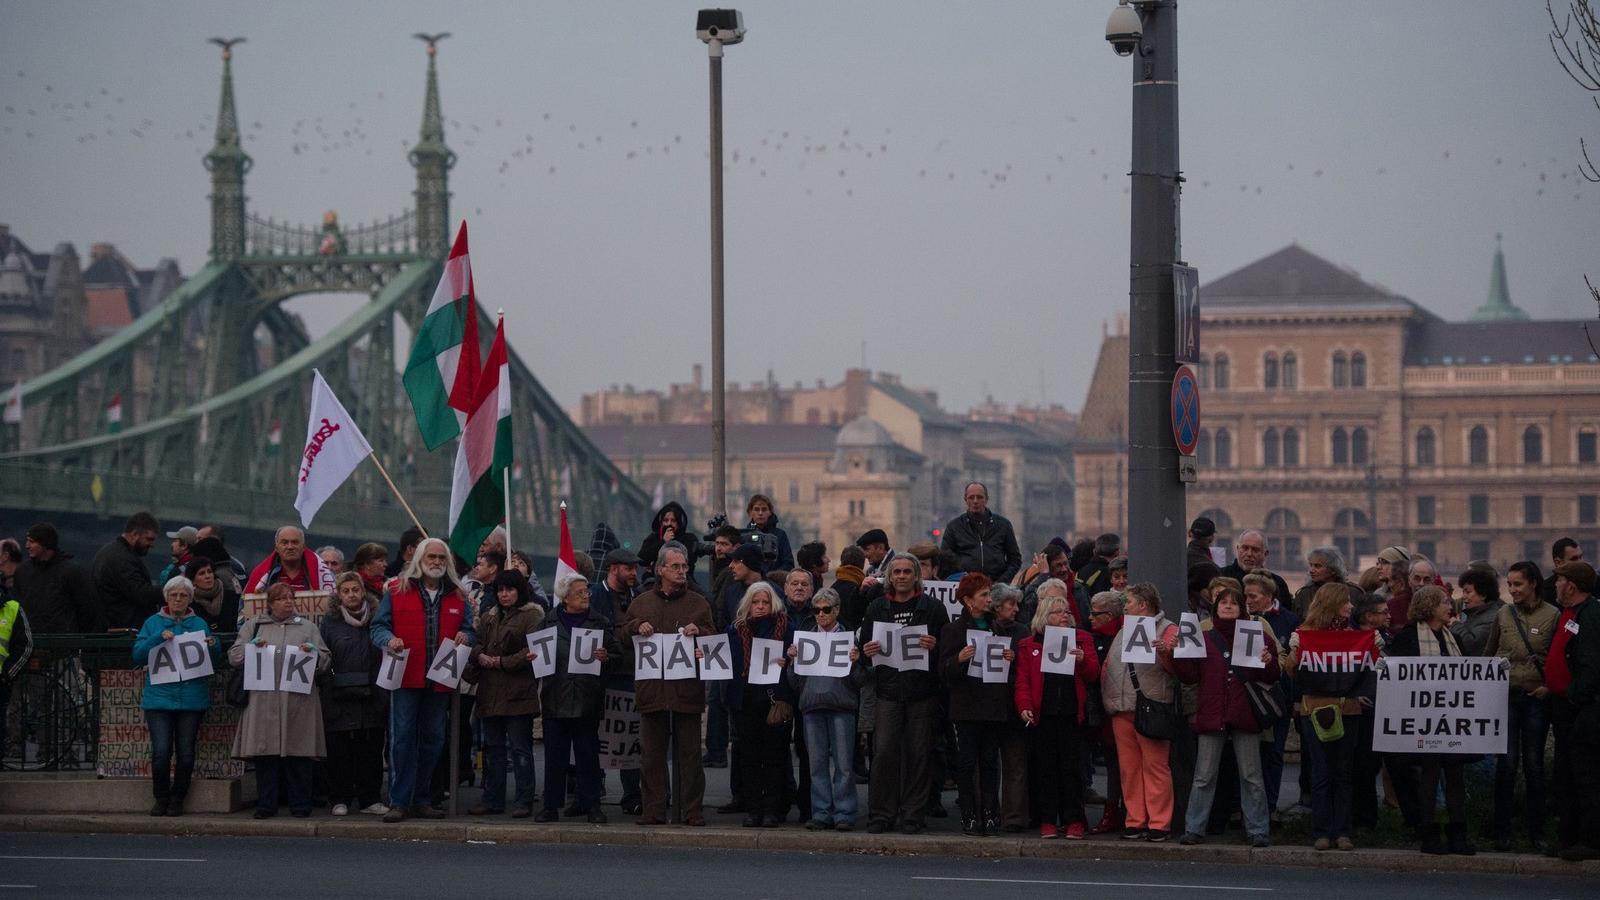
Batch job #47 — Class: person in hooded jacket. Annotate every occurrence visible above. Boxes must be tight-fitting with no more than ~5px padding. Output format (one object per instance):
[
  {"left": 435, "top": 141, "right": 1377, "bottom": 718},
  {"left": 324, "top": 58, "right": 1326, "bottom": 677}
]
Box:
[
  {"left": 1013, "top": 588, "right": 1100, "bottom": 839},
  {"left": 538, "top": 571, "right": 619, "bottom": 823},
  {"left": 1173, "top": 578, "right": 1280, "bottom": 848},
  {"left": 638, "top": 502, "right": 704, "bottom": 576},
  {"left": 464, "top": 570, "right": 545, "bottom": 817},
  {"left": 745, "top": 493, "right": 795, "bottom": 572},
  {"left": 133, "top": 576, "right": 222, "bottom": 816},
  {"left": 320, "top": 572, "right": 388, "bottom": 817}
]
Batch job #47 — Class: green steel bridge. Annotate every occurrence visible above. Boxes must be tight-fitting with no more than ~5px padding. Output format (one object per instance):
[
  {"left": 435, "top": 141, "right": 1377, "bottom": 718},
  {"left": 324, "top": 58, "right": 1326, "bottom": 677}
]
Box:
[{"left": 0, "top": 40, "right": 650, "bottom": 552}]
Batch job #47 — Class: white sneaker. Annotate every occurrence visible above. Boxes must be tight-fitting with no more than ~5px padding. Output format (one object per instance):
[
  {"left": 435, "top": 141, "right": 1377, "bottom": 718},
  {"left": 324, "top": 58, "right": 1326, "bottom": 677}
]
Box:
[
  {"left": 331, "top": 803, "right": 350, "bottom": 817},
  {"left": 360, "top": 803, "right": 390, "bottom": 816}
]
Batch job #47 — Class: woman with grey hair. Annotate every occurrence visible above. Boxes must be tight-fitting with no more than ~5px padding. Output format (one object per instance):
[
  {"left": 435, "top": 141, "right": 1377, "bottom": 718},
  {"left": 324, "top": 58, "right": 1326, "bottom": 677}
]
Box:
[
  {"left": 538, "top": 570, "right": 618, "bottom": 823},
  {"left": 727, "top": 581, "right": 795, "bottom": 827},
  {"left": 1294, "top": 546, "right": 1349, "bottom": 617},
  {"left": 133, "top": 575, "right": 222, "bottom": 816}
]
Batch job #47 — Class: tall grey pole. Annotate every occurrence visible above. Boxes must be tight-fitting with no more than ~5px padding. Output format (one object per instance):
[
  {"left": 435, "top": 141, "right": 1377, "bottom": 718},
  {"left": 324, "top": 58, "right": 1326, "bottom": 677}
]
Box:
[
  {"left": 708, "top": 42, "right": 727, "bottom": 522},
  {"left": 1125, "top": 0, "right": 1187, "bottom": 620}
]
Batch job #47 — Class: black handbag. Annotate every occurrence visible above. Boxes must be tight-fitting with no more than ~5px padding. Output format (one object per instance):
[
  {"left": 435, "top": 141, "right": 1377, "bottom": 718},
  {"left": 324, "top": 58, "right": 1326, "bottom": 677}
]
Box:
[
  {"left": 1205, "top": 629, "right": 1287, "bottom": 730},
  {"left": 224, "top": 665, "right": 249, "bottom": 708},
  {"left": 1129, "top": 663, "right": 1182, "bottom": 741},
  {"left": 330, "top": 670, "right": 373, "bottom": 701}
]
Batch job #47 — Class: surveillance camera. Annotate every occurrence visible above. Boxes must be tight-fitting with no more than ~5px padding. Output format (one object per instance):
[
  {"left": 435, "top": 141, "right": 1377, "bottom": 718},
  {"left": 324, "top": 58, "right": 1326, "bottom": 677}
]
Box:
[
  {"left": 697, "top": 8, "right": 745, "bottom": 45},
  {"left": 1105, "top": 5, "right": 1143, "bottom": 57}
]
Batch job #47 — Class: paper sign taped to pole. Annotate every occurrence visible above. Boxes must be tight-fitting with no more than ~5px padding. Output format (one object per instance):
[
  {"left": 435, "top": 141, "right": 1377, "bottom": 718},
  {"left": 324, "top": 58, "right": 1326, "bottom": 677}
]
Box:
[
  {"left": 697, "top": 634, "right": 734, "bottom": 681},
  {"left": 280, "top": 644, "right": 317, "bottom": 694},
  {"left": 526, "top": 626, "right": 558, "bottom": 679},
  {"left": 375, "top": 649, "right": 409, "bottom": 691},
  {"left": 568, "top": 628, "right": 605, "bottom": 676},
  {"left": 244, "top": 643, "right": 277, "bottom": 691},
  {"left": 748, "top": 637, "right": 785, "bottom": 685},
  {"left": 1040, "top": 625, "right": 1077, "bottom": 675}
]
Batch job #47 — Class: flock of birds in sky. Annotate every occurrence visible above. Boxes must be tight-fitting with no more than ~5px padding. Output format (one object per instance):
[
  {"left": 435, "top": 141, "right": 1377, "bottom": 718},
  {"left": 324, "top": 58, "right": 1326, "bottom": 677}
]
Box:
[{"left": 2, "top": 63, "right": 1592, "bottom": 225}]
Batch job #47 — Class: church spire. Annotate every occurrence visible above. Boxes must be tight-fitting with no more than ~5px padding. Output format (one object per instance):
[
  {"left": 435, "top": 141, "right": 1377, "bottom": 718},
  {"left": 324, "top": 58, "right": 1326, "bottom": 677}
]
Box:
[
  {"left": 1470, "top": 233, "right": 1529, "bottom": 322},
  {"left": 204, "top": 38, "right": 251, "bottom": 262},
  {"left": 410, "top": 34, "right": 455, "bottom": 258}
]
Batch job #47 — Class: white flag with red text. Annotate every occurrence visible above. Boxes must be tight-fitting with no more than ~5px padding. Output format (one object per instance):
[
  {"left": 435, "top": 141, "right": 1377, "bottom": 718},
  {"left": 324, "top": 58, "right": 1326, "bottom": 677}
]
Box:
[{"left": 294, "top": 370, "right": 374, "bottom": 529}]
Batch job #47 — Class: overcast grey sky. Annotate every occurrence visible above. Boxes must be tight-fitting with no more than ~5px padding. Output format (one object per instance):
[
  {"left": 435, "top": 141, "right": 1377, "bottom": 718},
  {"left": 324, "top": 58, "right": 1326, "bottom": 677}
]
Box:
[{"left": 3, "top": 1, "right": 1596, "bottom": 415}]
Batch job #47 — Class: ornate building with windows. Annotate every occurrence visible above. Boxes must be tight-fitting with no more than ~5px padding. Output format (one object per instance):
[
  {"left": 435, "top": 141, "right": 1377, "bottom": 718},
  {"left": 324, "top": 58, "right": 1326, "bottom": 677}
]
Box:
[{"left": 1072, "top": 242, "right": 1600, "bottom": 575}]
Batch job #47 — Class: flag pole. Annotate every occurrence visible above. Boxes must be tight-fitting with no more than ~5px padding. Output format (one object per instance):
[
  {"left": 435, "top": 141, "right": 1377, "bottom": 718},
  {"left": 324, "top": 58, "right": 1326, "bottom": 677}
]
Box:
[
  {"left": 497, "top": 308, "right": 512, "bottom": 558},
  {"left": 368, "top": 455, "right": 428, "bottom": 538}
]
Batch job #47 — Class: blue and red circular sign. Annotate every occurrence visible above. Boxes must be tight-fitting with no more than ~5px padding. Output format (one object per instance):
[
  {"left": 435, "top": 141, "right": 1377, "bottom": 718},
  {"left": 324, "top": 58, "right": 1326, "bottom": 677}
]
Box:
[{"left": 1172, "top": 365, "right": 1200, "bottom": 456}]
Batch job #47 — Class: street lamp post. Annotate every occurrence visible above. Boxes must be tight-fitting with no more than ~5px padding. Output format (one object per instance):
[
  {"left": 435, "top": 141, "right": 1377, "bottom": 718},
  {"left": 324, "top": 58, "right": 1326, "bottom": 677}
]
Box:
[
  {"left": 698, "top": 9, "right": 744, "bottom": 522},
  {"left": 1108, "top": 0, "right": 1187, "bottom": 619}
]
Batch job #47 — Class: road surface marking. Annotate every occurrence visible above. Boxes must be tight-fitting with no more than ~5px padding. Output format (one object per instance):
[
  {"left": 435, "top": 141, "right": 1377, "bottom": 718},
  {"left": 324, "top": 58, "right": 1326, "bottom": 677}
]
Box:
[
  {"left": 913, "top": 876, "right": 1270, "bottom": 892},
  {"left": 0, "top": 855, "right": 205, "bottom": 863}
]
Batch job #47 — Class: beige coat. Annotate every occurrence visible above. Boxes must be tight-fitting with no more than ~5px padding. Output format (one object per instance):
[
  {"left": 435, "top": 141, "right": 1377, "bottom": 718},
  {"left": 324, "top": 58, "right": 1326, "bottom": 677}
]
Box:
[
  {"left": 229, "top": 614, "right": 331, "bottom": 759},
  {"left": 1483, "top": 599, "right": 1560, "bottom": 693},
  {"left": 1100, "top": 616, "right": 1180, "bottom": 714}
]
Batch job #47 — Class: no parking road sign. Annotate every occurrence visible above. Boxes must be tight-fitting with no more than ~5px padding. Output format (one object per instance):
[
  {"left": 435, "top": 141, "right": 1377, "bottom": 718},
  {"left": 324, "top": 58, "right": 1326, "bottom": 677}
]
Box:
[{"left": 1172, "top": 365, "right": 1200, "bottom": 457}]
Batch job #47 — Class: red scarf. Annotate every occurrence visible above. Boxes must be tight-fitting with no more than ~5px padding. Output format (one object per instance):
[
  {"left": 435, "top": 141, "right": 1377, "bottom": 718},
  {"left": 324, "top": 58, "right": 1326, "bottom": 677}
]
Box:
[{"left": 736, "top": 612, "right": 789, "bottom": 679}]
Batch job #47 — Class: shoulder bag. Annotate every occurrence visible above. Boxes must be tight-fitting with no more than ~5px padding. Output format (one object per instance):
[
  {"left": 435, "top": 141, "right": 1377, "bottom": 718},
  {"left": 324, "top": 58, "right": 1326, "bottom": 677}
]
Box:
[{"left": 1129, "top": 663, "right": 1182, "bottom": 741}]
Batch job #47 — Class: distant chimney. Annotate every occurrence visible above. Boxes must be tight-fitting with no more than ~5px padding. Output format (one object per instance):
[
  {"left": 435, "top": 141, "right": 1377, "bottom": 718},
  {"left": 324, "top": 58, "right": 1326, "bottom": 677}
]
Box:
[{"left": 91, "top": 242, "right": 114, "bottom": 259}]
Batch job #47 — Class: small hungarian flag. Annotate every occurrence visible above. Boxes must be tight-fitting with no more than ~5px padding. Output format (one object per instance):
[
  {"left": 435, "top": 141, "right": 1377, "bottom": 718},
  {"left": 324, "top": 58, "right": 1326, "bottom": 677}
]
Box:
[
  {"left": 447, "top": 318, "right": 510, "bottom": 562},
  {"left": 267, "top": 420, "right": 283, "bottom": 454},
  {"left": 554, "top": 501, "right": 578, "bottom": 587},
  {"left": 106, "top": 393, "right": 122, "bottom": 433},
  {"left": 404, "top": 221, "right": 482, "bottom": 450},
  {"left": 2, "top": 383, "right": 20, "bottom": 425}
]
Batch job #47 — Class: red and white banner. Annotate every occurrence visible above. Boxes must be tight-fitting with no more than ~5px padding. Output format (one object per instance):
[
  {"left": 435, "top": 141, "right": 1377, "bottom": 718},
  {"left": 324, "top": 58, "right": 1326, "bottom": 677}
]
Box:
[{"left": 293, "top": 370, "right": 374, "bottom": 528}]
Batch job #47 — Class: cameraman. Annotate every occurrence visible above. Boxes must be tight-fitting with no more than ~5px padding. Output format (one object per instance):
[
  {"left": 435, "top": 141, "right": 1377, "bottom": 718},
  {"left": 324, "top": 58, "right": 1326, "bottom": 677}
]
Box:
[{"left": 744, "top": 495, "right": 794, "bottom": 572}]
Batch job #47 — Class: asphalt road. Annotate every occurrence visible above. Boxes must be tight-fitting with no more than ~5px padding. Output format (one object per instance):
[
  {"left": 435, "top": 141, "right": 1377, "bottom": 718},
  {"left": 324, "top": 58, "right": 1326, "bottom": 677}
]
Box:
[{"left": 0, "top": 832, "right": 1587, "bottom": 899}]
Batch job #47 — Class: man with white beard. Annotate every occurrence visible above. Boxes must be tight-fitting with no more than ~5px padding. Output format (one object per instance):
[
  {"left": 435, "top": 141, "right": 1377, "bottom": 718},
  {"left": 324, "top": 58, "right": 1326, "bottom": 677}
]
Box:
[{"left": 371, "top": 538, "right": 475, "bottom": 822}]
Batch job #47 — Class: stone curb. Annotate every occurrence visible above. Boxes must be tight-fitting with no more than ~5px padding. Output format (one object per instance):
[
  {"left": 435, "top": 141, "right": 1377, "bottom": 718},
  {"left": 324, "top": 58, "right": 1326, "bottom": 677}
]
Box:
[{"left": 2, "top": 814, "right": 1594, "bottom": 878}]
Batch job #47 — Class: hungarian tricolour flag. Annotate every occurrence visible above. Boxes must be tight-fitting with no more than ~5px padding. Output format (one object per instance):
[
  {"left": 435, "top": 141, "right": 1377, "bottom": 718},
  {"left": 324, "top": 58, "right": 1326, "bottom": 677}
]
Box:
[
  {"left": 404, "top": 222, "right": 481, "bottom": 450},
  {"left": 447, "top": 319, "right": 510, "bottom": 562},
  {"left": 554, "top": 501, "right": 578, "bottom": 588},
  {"left": 106, "top": 394, "right": 122, "bottom": 433}
]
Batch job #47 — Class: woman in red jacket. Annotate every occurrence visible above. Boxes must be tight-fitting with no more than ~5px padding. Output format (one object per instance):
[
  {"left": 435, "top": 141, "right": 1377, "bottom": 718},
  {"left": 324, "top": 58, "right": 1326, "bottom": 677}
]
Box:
[
  {"left": 1014, "top": 591, "right": 1102, "bottom": 839},
  {"left": 1171, "top": 578, "right": 1279, "bottom": 847}
]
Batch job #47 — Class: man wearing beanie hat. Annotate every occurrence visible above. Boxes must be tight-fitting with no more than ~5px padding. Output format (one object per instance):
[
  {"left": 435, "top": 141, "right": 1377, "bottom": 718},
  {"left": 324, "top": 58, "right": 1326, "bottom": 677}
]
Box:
[
  {"left": 92, "top": 512, "right": 163, "bottom": 630},
  {"left": 15, "top": 523, "right": 101, "bottom": 634},
  {"left": 1547, "top": 560, "right": 1600, "bottom": 861}
]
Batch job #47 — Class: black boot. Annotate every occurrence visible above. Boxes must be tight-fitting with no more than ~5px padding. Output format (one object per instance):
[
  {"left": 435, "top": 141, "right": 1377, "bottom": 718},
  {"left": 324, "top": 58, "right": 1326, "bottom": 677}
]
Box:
[
  {"left": 1447, "top": 823, "right": 1476, "bottom": 856},
  {"left": 149, "top": 798, "right": 168, "bottom": 817},
  {"left": 1419, "top": 824, "right": 1448, "bottom": 855},
  {"left": 165, "top": 795, "right": 185, "bottom": 817}
]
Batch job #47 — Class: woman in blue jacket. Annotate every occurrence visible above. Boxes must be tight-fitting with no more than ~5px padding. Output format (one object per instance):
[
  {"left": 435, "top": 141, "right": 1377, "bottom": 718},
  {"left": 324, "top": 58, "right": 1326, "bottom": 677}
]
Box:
[{"left": 132, "top": 576, "right": 222, "bottom": 817}]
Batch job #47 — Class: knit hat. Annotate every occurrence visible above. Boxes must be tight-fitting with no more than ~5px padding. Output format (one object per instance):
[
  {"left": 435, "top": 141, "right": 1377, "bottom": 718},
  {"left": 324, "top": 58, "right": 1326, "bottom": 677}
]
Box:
[
  {"left": 1555, "top": 561, "right": 1597, "bottom": 595},
  {"left": 26, "top": 523, "right": 58, "bottom": 553},
  {"left": 1188, "top": 517, "right": 1216, "bottom": 539},
  {"left": 1377, "top": 546, "right": 1411, "bottom": 564},
  {"left": 731, "top": 543, "right": 765, "bottom": 572},
  {"left": 191, "top": 536, "right": 228, "bottom": 567},
  {"left": 855, "top": 528, "right": 889, "bottom": 549}
]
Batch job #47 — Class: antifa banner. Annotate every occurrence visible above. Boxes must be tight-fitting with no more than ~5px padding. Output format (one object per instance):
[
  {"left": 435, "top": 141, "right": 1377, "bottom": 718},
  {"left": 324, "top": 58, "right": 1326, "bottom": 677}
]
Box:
[
  {"left": 1374, "top": 656, "right": 1509, "bottom": 755},
  {"left": 1292, "top": 629, "right": 1378, "bottom": 699}
]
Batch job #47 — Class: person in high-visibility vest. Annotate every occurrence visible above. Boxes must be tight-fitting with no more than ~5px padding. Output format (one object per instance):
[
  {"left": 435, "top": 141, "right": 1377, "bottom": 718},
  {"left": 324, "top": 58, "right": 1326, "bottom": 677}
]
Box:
[{"left": 0, "top": 577, "right": 36, "bottom": 759}]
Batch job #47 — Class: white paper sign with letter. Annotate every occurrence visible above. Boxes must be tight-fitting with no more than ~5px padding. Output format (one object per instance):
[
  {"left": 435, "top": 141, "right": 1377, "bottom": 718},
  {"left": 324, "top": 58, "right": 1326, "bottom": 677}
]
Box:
[
  {"left": 375, "top": 649, "right": 409, "bottom": 691},
  {"left": 174, "top": 631, "right": 215, "bottom": 681},
  {"left": 426, "top": 641, "right": 470, "bottom": 689},
  {"left": 794, "top": 631, "right": 853, "bottom": 678},
  {"left": 280, "top": 644, "right": 317, "bottom": 695},
  {"left": 568, "top": 628, "right": 605, "bottom": 676},
  {"left": 1040, "top": 625, "right": 1077, "bottom": 676},
  {"left": 526, "top": 627, "right": 559, "bottom": 679},
  {"left": 697, "top": 634, "right": 734, "bottom": 681},
  {"left": 148, "top": 640, "right": 183, "bottom": 685},
  {"left": 244, "top": 643, "right": 277, "bottom": 691},
  {"left": 633, "top": 634, "right": 663, "bottom": 681},
  {"left": 1231, "top": 620, "right": 1267, "bottom": 669},
  {"left": 662, "top": 634, "right": 699, "bottom": 681},
  {"left": 1174, "top": 612, "right": 1207, "bottom": 659},
  {"left": 1121, "top": 615, "right": 1160, "bottom": 664},
  {"left": 748, "top": 637, "right": 785, "bottom": 685}
]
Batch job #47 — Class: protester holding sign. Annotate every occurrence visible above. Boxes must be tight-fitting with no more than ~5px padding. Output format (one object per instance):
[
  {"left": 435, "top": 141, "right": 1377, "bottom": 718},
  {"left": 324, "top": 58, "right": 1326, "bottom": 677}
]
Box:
[
  {"left": 785, "top": 588, "right": 864, "bottom": 831},
  {"left": 616, "top": 542, "right": 715, "bottom": 826},
  {"left": 1288, "top": 582, "right": 1375, "bottom": 852},
  {"left": 463, "top": 570, "right": 544, "bottom": 818},
  {"left": 369, "top": 537, "right": 474, "bottom": 823},
  {"left": 319, "top": 573, "right": 388, "bottom": 817},
  {"left": 230, "top": 582, "right": 331, "bottom": 819},
  {"left": 539, "top": 572, "right": 617, "bottom": 824},
  {"left": 725, "top": 581, "right": 794, "bottom": 827},
  {"left": 132, "top": 575, "right": 221, "bottom": 817},
  {"left": 1171, "top": 578, "right": 1279, "bottom": 848},
  {"left": 939, "top": 574, "right": 1016, "bottom": 836},
  {"left": 1100, "top": 583, "right": 1179, "bottom": 841},
  {"left": 1385, "top": 585, "right": 1475, "bottom": 855},
  {"left": 1013, "top": 589, "right": 1099, "bottom": 839},
  {"left": 1086, "top": 590, "right": 1125, "bottom": 835},
  {"left": 857, "top": 553, "right": 950, "bottom": 834}
]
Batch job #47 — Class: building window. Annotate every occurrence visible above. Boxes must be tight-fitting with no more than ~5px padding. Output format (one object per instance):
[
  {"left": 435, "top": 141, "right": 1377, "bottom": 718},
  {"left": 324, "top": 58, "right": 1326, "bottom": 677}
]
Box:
[
  {"left": 1197, "top": 429, "right": 1212, "bottom": 465},
  {"left": 1333, "top": 508, "right": 1374, "bottom": 562},
  {"left": 1581, "top": 495, "right": 1598, "bottom": 525},
  {"left": 1332, "top": 427, "right": 1349, "bottom": 466},
  {"left": 1282, "top": 352, "right": 1298, "bottom": 390},
  {"left": 1469, "top": 494, "right": 1489, "bottom": 525},
  {"left": 1580, "top": 429, "right": 1597, "bottom": 464},
  {"left": 1214, "top": 428, "right": 1232, "bottom": 468},
  {"left": 1523, "top": 540, "right": 1544, "bottom": 563},
  {"left": 1263, "top": 353, "right": 1279, "bottom": 390},
  {"left": 1197, "top": 356, "right": 1211, "bottom": 389},
  {"left": 1417, "top": 495, "right": 1436, "bottom": 525},
  {"left": 1332, "top": 351, "right": 1348, "bottom": 388},
  {"left": 1351, "top": 427, "right": 1370, "bottom": 466},
  {"left": 1264, "top": 508, "right": 1302, "bottom": 569},
  {"left": 1523, "top": 426, "right": 1543, "bottom": 465},
  {"left": 1469, "top": 426, "right": 1489, "bottom": 466},
  {"left": 1350, "top": 352, "right": 1367, "bottom": 388},
  {"left": 1417, "top": 540, "right": 1436, "bottom": 561},
  {"left": 1415, "top": 427, "right": 1436, "bottom": 466},
  {"left": 1525, "top": 495, "right": 1544, "bottom": 524},
  {"left": 1470, "top": 540, "right": 1490, "bottom": 562},
  {"left": 1283, "top": 427, "right": 1300, "bottom": 467},
  {"left": 1213, "top": 354, "right": 1230, "bottom": 390},
  {"left": 1263, "top": 428, "right": 1280, "bottom": 467},
  {"left": 789, "top": 480, "right": 800, "bottom": 505}
]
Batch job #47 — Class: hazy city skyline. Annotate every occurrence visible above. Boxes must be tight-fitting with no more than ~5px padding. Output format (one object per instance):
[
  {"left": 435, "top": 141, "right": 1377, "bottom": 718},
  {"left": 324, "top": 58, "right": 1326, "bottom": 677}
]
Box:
[{"left": 3, "top": 1, "right": 1596, "bottom": 414}]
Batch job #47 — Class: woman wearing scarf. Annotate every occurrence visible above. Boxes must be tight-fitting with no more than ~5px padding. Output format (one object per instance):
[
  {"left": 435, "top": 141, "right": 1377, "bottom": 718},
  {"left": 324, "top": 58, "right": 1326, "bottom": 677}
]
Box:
[
  {"left": 464, "top": 570, "right": 545, "bottom": 817},
  {"left": 538, "top": 572, "right": 618, "bottom": 823},
  {"left": 939, "top": 573, "right": 1017, "bottom": 836},
  {"left": 320, "top": 571, "right": 388, "bottom": 816},
  {"left": 1386, "top": 584, "right": 1476, "bottom": 856},
  {"left": 133, "top": 576, "right": 222, "bottom": 816},
  {"left": 182, "top": 556, "right": 239, "bottom": 634},
  {"left": 350, "top": 543, "right": 389, "bottom": 605},
  {"left": 726, "top": 580, "right": 794, "bottom": 827}
]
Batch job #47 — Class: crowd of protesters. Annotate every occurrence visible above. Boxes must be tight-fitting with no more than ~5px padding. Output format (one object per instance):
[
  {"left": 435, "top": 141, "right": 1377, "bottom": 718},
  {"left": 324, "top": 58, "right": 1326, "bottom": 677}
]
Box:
[{"left": 0, "top": 489, "right": 1596, "bottom": 863}]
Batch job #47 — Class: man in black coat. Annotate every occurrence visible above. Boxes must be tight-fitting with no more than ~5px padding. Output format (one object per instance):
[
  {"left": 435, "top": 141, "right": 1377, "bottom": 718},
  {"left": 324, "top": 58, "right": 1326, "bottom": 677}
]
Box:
[
  {"left": 14, "top": 524, "right": 101, "bottom": 634},
  {"left": 92, "top": 512, "right": 162, "bottom": 630},
  {"left": 1219, "top": 529, "right": 1294, "bottom": 610},
  {"left": 939, "top": 483, "right": 1021, "bottom": 583}
]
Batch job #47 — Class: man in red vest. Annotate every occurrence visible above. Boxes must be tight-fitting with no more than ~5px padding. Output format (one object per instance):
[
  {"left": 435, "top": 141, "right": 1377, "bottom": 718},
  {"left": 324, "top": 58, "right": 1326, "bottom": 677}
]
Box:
[{"left": 371, "top": 537, "right": 474, "bottom": 823}]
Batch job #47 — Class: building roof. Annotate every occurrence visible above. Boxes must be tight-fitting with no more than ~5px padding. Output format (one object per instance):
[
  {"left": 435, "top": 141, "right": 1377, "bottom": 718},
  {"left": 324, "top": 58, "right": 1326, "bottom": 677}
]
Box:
[
  {"left": 1468, "top": 235, "right": 1529, "bottom": 322},
  {"left": 1201, "top": 244, "right": 1418, "bottom": 312},
  {"left": 871, "top": 378, "right": 960, "bottom": 427},
  {"left": 836, "top": 416, "right": 898, "bottom": 447},
  {"left": 585, "top": 423, "right": 840, "bottom": 458},
  {"left": 1404, "top": 319, "right": 1600, "bottom": 366},
  {"left": 1075, "top": 334, "right": 1129, "bottom": 444},
  {"left": 81, "top": 246, "right": 141, "bottom": 290},
  {"left": 85, "top": 287, "right": 136, "bottom": 333},
  {"left": 962, "top": 418, "right": 1066, "bottom": 450}
]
